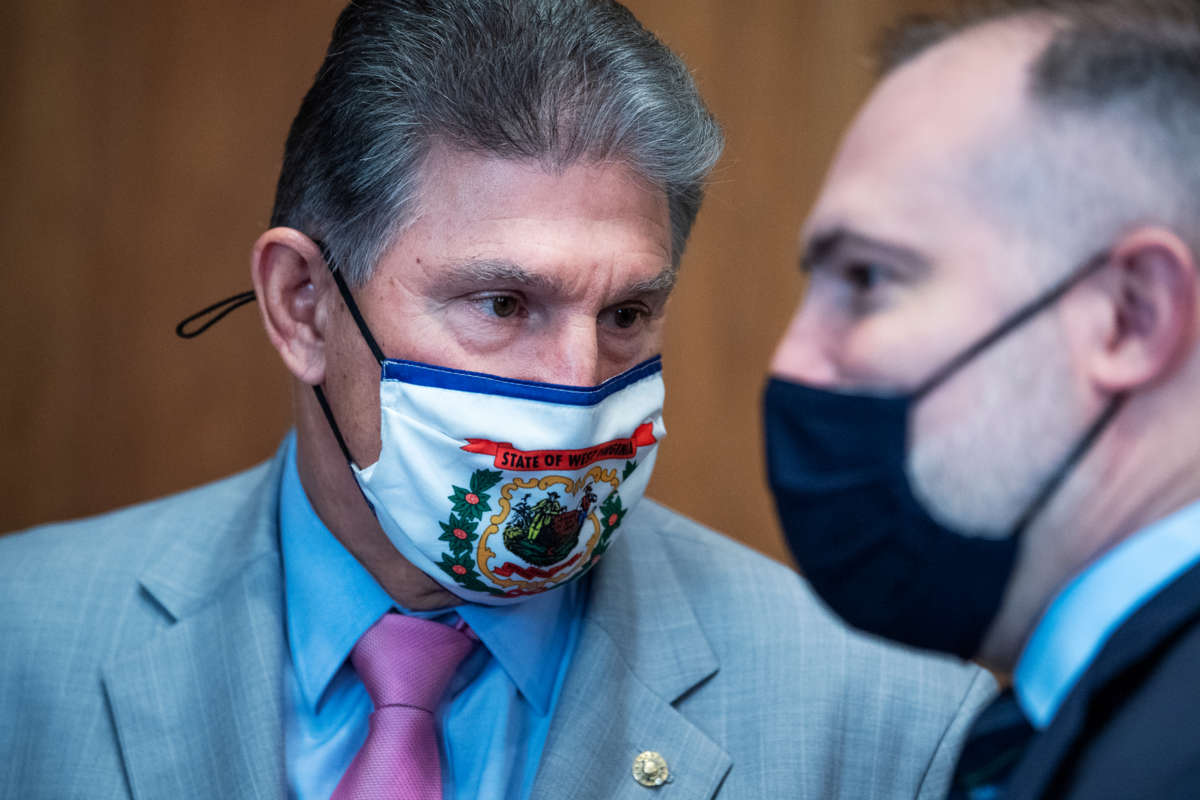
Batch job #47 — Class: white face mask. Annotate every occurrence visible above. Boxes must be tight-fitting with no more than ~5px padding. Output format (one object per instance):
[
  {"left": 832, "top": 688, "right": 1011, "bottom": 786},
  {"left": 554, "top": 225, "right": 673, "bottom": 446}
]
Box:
[
  {"left": 353, "top": 357, "right": 664, "bottom": 604},
  {"left": 315, "top": 252, "right": 665, "bottom": 604}
]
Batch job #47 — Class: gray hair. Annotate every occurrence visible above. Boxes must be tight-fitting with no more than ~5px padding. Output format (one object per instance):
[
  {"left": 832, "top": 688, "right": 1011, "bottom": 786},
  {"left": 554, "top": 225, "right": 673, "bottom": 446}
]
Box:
[
  {"left": 877, "top": 1, "right": 1200, "bottom": 273},
  {"left": 269, "top": 0, "right": 724, "bottom": 286}
]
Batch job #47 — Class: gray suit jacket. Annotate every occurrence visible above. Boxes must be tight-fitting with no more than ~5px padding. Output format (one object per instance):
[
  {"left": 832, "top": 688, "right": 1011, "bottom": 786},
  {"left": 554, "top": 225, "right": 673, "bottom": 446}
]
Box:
[{"left": 0, "top": 450, "right": 993, "bottom": 799}]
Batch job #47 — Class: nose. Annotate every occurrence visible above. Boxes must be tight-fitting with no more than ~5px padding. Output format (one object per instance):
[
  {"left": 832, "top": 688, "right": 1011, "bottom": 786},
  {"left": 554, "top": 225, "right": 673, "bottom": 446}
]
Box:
[
  {"left": 770, "top": 306, "right": 840, "bottom": 387},
  {"left": 526, "top": 319, "right": 603, "bottom": 387}
]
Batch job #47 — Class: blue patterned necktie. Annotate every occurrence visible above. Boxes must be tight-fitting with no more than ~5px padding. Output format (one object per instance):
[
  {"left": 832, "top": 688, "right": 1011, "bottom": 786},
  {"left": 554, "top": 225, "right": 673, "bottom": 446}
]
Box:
[{"left": 949, "top": 689, "right": 1036, "bottom": 800}]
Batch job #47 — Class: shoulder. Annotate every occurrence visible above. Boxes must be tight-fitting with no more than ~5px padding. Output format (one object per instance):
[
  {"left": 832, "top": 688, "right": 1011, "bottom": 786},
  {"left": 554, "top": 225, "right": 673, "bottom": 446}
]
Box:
[
  {"left": 611, "top": 500, "right": 994, "bottom": 798},
  {"left": 0, "top": 459, "right": 280, "bottom": 672},
  {"left": 0, "top": 460, "right": 277, "bottom": 589},
  {"left": 1051, "top": 609, "right": 1200, "bottom": 797},
  {"left": 635, "top": 498, "right": 988, "bottom": 688},
  {"left": 636, "top": 499, "right": 818, "bottom": 607},
  {"left": 0, "top": 459, "right": 284, "bottom": 795},
  {"left": 633, "top": 499, "right": 839, "bottom": 645},
  {"left": 0, "top": 455, "right": 281, "bottom": 683}
]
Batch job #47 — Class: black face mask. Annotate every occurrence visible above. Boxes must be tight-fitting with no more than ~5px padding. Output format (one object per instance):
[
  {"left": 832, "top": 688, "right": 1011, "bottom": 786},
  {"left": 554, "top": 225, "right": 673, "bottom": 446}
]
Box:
[{"left": 763, "top": 251, "right": 1126, "bottom": 659}]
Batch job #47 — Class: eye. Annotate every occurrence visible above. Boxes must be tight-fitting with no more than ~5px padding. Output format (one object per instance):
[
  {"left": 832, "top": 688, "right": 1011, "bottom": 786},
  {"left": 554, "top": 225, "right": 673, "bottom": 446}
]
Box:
[
  {"left": 843, "top": 261, "right": 887, "bottom": 292},
  {"left": 612, "top": 306, "right": 645, "bottom": 329},
  {"left": 464, "top": 292, "right": 527, "bottom": 323},
  {"left": 490, "top": 295, "right": 520, "bottom": 318},
  {"left": 602, "top": 303, "right": 652, "bottom": 331}
]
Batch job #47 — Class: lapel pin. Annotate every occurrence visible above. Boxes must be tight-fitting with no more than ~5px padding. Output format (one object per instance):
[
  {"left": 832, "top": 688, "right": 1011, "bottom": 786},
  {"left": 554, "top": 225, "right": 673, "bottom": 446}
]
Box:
[{"left": 632, "top": 750, "right": 669, "bottom": 788}]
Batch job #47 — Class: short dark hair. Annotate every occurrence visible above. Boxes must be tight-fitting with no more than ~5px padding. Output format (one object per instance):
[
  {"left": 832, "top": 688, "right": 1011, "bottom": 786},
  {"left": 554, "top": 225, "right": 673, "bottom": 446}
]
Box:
[
  {"left": 879, "top": 1, "right": 1200, "bottom": 105},
  {"left": 876, "top": 1, "right": 1200, "bottom": 260},
  {"left": 270, "top": 0, "right": 724, "bottom": 285}
]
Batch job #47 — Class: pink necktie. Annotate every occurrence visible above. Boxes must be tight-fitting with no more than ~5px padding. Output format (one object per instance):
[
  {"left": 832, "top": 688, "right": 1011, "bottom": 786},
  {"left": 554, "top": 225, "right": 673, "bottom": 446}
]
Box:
[{"left": 332, "top": 613, "right": 475, "bottom": 800}]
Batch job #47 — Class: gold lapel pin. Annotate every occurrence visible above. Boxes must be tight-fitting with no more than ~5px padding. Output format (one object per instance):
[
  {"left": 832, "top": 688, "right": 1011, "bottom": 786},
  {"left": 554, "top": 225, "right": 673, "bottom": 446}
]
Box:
[{"left": 632, "top": 750, "right": 669, "bottom": 788}]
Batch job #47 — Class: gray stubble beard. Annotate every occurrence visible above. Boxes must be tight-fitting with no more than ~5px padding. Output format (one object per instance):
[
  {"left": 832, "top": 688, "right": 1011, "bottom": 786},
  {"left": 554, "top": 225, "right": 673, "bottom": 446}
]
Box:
[{"left": 906, "top": 312, "right": 1087, "bottom": 539}]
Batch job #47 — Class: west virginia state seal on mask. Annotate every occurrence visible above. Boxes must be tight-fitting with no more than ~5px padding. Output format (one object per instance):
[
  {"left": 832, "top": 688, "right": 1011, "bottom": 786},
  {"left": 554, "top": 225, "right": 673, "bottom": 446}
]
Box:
[{"left": 355, "top": 357, "right": 665, "bottom": 604}]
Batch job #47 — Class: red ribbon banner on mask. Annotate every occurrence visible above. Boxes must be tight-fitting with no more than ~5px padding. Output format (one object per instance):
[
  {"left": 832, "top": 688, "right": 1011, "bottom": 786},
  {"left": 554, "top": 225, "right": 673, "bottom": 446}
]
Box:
[
  {"left": 462, "top": 422, "right": 657, "bottom": 471},
  {"left": 493, "top": 553, "right": 583, "bottom": 580}
]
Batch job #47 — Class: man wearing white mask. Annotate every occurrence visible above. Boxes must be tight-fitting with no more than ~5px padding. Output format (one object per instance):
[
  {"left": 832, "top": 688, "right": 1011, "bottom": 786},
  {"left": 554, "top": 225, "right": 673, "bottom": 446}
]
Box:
[
  {"left": 767, "top": 1, "right": 1200, "bottom": 797},
  {"left": 1, "top": 2, "right": 991, "bottom": 798}
]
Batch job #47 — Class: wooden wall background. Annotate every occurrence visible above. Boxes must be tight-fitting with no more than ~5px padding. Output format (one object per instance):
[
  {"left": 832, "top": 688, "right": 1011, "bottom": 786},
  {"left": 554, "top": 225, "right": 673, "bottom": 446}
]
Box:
[{"left": 0, "top": 0, "right": 950, "bottom": 563}]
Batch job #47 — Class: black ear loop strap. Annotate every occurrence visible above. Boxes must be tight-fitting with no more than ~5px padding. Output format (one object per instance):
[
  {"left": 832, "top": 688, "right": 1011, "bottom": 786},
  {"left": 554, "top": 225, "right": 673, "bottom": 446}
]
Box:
[
  {"left": 172, "top": 240, "right": 384, "bottom": 476},
  {"left": 171, "top": 241, "right": 385, "bottom": 361},
  {"left": 907, "top": 248, "right": 1125, "bottom": 538},
  {"left": 1010, "top": 391, "right": 1127, "bottom": 537},
  {"left": 308, "top": 241, "right": 388, "bottom": 478},
  {"left": 288, "top": 243, "right": 382, "bottom": 510},
  {"left": 175, "top": 290, "right": 257, "bottom": 338},
  {"left": 913, "top": 249, "right": 1113, "bottom": 400},
  {"left": 315, "top": 240, "right": 386, "bottom": 366},
  {"left": 312, "top": 384, "right": 358, "bottom": 470}
]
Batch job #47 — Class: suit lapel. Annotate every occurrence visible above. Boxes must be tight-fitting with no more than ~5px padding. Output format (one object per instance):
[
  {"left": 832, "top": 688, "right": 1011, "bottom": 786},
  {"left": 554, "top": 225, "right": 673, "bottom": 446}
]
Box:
[
  {"left": 1011, "top": 558, "right": 1200, "bottom": 798},
  {"left": 530, "top": 507, "right": 732, "bottom": 799},
  {"left": 100, "top": 458, "right": 729, "bottom": 799},
  {"left": 103, "top": 453, "right": 288, "bottom": 800}
]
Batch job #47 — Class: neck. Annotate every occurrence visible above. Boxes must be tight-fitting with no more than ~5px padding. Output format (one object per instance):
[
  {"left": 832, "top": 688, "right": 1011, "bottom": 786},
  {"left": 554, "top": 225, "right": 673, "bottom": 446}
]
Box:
[
  {"left": 977, "top": 389, "right": 1200, "bottom": 673},
  {"left": 292, "top": 383, "right": 460, "bottom": 611}
]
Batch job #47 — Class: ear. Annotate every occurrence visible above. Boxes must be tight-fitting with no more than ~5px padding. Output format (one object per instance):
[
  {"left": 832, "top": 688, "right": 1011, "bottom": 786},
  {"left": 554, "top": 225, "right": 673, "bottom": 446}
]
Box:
[
  {"left": 250, "top": 227, "right": 332, "bottom": 386},
  {"left": 1083, "top": 228, "right": 1198, "bottom": 393}
]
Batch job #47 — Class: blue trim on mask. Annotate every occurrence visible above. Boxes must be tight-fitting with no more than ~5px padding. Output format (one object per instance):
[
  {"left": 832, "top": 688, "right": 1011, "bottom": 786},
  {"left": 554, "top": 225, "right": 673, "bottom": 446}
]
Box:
[{"left": 381, "top": 355, "right": 662, "bottom": 406}]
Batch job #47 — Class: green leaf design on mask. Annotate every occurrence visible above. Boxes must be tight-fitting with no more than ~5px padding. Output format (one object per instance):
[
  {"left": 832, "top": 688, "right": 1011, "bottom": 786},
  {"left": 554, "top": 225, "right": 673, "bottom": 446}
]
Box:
[
  {"left": 437, "top": 551, "right": 492, "bottom": 593},
  {"left": 590, "top": 492, "right": 627, "bottom": 561},
  {"left": 438, "top": 514, "right": 476, "bottom": 556},
  {"left": 448, "top": 484, "right": 491, "bottom": 521},
  {"left": 436, "top": 468, "right": 508, "bottom": 597},
  {"left": 470, "top": 469, "right": 503, "bottom": 494}
]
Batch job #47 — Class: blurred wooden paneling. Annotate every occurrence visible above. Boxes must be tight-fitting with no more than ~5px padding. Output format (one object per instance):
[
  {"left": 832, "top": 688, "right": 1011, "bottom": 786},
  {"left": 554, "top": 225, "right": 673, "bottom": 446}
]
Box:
[{"left": 0, "top": 0, "right": 949, "bottom": 564}]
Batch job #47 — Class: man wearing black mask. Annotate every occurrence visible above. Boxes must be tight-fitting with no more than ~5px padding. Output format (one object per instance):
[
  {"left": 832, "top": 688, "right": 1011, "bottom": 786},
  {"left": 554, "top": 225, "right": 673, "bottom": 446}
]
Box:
[{"left": 767, "top": 2, "right": 1200, "bottom": 797}]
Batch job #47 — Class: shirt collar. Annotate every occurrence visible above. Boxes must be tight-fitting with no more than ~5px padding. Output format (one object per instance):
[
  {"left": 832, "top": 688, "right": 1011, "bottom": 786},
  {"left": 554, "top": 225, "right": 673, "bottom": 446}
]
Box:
[
  {"left": 279, "top": 432, "right": 578, "bottom": 715},
  {"left": 1014, "top": 497, "right": 1200, "bottom": 729}
]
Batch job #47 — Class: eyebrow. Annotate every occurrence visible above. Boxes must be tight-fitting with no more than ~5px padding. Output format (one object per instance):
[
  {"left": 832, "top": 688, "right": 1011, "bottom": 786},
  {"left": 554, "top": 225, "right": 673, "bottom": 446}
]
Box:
[
  {"left": 800, "top": 227, "right": 930, "bottom": 273},
  {"left": 441, "top": 257, "right": 677, "bottom": 295}
]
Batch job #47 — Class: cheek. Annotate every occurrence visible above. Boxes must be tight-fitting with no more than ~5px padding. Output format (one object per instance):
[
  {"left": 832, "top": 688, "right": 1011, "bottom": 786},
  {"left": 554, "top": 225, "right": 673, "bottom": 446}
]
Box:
[
  {"left": 618, "top": 315, "right": 666, "bottom": 359},
  {"left": 838, "top": 313, "right": 936, "bottom": 388},
  {"left": 843, "top": 281, "right": 1001, "bottom": 390},
  {"left": 436, "top": 308, "right": 526, "bottom": 358},
  {"left": 323, "top": 322, "right": 387, "bottom": 466},
  {"left": 908, "top": 372, "right": 971, "bottom": 444}
]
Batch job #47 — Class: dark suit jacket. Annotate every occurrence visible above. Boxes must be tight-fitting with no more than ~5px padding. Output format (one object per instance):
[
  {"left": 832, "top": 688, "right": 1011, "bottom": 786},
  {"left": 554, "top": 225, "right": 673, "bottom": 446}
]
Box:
[{"left": 1008, "top": 559, "right": 1200, "bottom": 798}]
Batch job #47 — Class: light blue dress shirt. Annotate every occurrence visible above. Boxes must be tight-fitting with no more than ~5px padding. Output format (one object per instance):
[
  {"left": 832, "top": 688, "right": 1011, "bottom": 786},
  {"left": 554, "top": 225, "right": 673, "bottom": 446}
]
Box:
[
  {"left": 278, "top": 434, "right": 584, "bottom": 799},
  {"left": 1014, "top": 497, "right": 1200, "bottom": 729}
]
